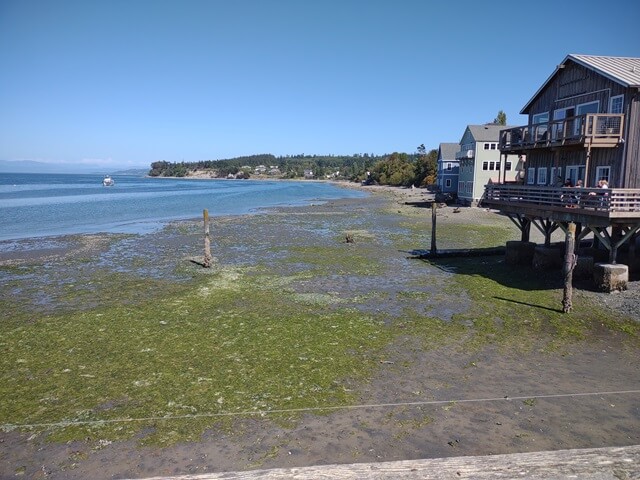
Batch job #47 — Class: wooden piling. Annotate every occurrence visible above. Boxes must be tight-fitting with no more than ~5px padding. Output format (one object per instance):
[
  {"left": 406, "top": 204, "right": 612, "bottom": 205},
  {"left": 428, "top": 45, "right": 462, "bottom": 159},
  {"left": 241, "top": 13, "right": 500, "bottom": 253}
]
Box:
[
  {"left": 430, "top": 202, "right": 437, "bottom": 256},
  {"left": 562, "top": 222, "right": 577, "bottom": 313},
  {"left": 203, "top": 209, "right": 212, "bottom": 268}
]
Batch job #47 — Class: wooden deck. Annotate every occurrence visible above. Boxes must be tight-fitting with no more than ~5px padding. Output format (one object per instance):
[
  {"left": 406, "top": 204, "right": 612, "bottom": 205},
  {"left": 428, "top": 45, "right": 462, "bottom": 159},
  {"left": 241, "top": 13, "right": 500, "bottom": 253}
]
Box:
[
  {"left": 498, "top": 113, "right": 624, "bottom": 154},
  {"left": 136, "top": 445, "right": 640, "bottom": 479}
]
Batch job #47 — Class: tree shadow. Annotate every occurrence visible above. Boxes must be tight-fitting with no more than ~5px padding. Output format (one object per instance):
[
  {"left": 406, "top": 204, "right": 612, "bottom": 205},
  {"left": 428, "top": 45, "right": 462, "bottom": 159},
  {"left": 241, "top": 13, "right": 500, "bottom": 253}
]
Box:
[{"left": 492, "top": 295, "right": 562, "bottom": 313}]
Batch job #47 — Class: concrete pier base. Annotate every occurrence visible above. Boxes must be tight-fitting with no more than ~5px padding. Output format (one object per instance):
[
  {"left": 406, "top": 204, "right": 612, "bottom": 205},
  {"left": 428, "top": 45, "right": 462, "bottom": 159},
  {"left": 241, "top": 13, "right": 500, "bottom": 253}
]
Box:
[
  {"left": 593, "top": 263, "right": 628, "bottom": 292},
  {"left": 505, "top": 241, "right": 536, "bottom": 266},
  {"left": 532, "top": 245, "right": 563, "bottom": 270}
]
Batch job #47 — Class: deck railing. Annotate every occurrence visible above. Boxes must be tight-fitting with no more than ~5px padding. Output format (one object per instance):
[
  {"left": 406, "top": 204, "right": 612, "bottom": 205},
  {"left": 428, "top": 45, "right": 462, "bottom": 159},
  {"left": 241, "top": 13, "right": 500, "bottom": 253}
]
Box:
[
  {"left": 499, "top": 114, "right": 624, "bottom": 152},
  {"left": 483, "top": 184, "right": 640, "bottom": 215}
]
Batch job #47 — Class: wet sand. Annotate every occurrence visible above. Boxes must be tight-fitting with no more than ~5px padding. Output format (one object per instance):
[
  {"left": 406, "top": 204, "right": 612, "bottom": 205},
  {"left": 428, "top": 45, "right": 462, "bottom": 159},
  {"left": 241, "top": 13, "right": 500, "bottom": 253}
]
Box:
[{"left": 0, "top": 185, "right": 638, "bottom": 479}]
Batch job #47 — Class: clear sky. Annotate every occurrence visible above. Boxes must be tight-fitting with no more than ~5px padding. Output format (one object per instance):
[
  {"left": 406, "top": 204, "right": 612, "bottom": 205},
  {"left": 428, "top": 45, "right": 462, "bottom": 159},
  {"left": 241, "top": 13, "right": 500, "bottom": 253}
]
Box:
[{"left": 1, "top": 0, "right": 639, "bottom": 171}]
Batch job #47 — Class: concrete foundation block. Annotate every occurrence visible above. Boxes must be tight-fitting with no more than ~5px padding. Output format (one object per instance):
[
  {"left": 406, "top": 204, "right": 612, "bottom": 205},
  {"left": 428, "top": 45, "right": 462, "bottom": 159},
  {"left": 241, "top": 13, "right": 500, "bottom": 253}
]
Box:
[
  {"left": 505, "top": 241, "right": 536, "bottom": 266},
  {"left": 573, "top": 256, "right": 594, "bottom": 279},
  {"left": 593, "top": 263, "right": 628, "bottom": 292},
  {"left": 532, "top": 246, "right": 563, "bottom": 271}
]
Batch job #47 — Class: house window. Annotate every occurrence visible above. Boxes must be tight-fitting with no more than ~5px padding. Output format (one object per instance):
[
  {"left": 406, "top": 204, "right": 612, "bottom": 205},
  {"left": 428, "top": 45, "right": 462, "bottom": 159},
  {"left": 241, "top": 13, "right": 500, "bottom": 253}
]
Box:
[
  {"left": 496, "top": 161, "right": 501, "bottom": 171},
  {"left": 483, "top": 143, "right": 489, "bottom": 150},
  {"left": 445, "top": 179, "right": 452, "bottom": 188},
  {"left": 466, "top": 182, "right": 473, "bottom": 194},
  {"left": 505, "top": 161, "right": 512, "bottom": 171},
  {"left": 537, "top": 167, "right": 548, "bottom": 185},
  {"left": 489, "top": 161, "right": 495, "bottom": 170},
  {"left": 482, "top": 161, "right": 488, "bottom": 170},
  {"left": 550, "top": 167, "right": 562, "bottom": 185},
  {"left": 532, "top": 112, "right": 549, "bottom": 142},
  {"left": 458, "top": 181, "right": 464, "bottom": 193},
  {"left": 527, "top": 167, "right": 536, "bottom": 185},
  {"left": 490, "top": 143, "right": 497, "bottom": 150},
  {"left": 596, "top": 166, "right": 611, "bottom": 185},
  {"left": 609, "top": 95, "right": 623, "bottom": 114},
  {"left": 446, "top": 163, "right": 452, "bottom": 170}
]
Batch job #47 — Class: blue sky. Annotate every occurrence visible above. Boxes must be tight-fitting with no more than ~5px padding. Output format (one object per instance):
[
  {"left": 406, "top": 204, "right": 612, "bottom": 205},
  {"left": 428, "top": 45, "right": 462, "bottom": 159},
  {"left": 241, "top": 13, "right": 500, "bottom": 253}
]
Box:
[{"left": 1, "top": 0, "right": 639, "bottom": 171}]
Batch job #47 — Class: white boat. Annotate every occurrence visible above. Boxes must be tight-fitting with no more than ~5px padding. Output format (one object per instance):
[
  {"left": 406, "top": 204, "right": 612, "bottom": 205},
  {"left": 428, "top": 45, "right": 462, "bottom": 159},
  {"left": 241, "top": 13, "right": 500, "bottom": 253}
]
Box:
[{"left": 103, "top": 175, "right": 115, "bottom": 186}]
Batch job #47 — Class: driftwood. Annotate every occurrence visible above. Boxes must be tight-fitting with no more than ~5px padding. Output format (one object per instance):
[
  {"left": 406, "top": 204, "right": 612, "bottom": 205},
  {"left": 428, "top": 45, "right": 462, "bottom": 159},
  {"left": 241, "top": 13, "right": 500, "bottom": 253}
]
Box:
[{"left": 144, "top": 445, "right": 640, "bottom": 479}]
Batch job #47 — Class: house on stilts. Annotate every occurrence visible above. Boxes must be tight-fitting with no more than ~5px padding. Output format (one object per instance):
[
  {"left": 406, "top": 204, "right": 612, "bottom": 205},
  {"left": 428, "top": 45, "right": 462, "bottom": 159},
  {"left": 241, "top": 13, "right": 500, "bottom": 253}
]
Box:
[{"left": 481, "top": 54, "right": 640, "bottom": 290}]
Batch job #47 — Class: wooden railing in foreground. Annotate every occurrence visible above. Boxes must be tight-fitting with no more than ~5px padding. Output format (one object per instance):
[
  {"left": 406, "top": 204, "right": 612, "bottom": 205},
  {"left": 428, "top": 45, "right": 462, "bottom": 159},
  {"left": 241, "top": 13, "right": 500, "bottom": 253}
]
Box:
[{"left": 483, "top": 185, "right": 640, "bottom": 216}]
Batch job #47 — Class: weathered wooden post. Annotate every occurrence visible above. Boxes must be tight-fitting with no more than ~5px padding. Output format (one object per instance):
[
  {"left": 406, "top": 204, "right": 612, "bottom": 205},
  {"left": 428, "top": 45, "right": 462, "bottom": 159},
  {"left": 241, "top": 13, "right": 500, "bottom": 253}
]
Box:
[
  {"left": 203, "top": 209, "right": 212, "bottom": 268},
  {"left": 562, "top": 222, "right": 577, "bottom": 313},
  {"left": 430, "top": 202, "right": 437, "bottom": 256}
]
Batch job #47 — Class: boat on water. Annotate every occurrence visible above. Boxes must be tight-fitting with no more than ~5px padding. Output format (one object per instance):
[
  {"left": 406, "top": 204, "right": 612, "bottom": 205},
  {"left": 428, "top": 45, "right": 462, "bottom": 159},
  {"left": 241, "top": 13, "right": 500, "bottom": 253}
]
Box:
[{"left": 102, "top": 175, "right": 115, "bottom": 186}]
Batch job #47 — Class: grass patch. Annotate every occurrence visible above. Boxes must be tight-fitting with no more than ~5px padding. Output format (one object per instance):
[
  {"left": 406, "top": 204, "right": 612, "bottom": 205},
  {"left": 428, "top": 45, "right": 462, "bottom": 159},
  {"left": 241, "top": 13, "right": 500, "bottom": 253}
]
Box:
[
  {"left": 428, "top": 256, "right": 639, "bottom": 352},
  {"left": 0, "top": 266, "right": 394, "bottom": 445}
]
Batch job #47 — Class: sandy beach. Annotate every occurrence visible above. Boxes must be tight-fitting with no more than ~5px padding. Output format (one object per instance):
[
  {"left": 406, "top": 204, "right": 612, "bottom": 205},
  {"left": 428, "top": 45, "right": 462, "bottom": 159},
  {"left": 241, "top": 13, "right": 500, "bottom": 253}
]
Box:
[{"left": 1, "top": 184, "right": 638, "bottom": 479}]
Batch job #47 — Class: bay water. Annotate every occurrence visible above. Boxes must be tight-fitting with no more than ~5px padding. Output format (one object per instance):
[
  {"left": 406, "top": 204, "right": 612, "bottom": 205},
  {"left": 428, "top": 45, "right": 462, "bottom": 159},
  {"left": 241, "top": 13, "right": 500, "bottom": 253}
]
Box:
[{"left": 0, "top": 173, "right": 366, "bottom": 242}]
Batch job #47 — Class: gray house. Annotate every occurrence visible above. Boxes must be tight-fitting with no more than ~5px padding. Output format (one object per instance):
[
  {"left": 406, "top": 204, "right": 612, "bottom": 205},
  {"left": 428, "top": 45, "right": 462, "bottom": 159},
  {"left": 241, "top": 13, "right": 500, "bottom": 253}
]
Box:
[{"left": 455, "top": 124, "right": 519, "bottom": 206}]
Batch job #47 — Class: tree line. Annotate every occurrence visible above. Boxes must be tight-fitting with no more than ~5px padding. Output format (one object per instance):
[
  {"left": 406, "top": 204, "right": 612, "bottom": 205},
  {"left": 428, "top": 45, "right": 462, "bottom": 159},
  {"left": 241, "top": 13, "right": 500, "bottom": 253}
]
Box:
[{"left": 149, "top": 148, "right": 438, "bottom": 187}]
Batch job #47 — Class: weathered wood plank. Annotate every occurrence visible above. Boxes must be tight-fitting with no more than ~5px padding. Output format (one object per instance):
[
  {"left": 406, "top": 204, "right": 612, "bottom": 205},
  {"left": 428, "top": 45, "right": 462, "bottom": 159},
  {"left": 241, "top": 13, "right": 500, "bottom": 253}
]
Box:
[{"left": 135, "top": 445, "right": 640, "bottom": 480}]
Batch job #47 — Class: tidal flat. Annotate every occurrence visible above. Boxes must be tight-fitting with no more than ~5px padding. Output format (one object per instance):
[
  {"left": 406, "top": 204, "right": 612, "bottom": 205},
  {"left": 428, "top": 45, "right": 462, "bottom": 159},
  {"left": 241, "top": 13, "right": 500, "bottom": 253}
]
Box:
[{"left": 1, "top": 188, "right": 638, "bottom": 479}]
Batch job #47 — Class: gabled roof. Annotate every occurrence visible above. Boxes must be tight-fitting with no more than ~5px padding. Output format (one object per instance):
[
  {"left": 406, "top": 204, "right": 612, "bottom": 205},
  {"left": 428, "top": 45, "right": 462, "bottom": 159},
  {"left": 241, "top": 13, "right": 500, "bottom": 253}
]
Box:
[
  {"left": 521, "top": 54, "right": 640, "bottom": 114},
  {"left": 438, "top": 142, "right": 459, "bottom": 160},
  {"left": 466, "top": 124, "right": 513, "bottom": 142}
]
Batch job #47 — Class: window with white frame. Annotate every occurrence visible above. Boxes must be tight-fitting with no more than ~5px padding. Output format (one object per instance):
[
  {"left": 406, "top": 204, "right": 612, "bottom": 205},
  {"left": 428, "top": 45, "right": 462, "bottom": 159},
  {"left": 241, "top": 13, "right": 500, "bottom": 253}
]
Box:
[
  {"left": 482, "top": 161, "right": 488, "bottom": 170},
  {"left": 532, "top": 112, "right": 549, "bottom": 124},
  {"left": 527, "top": 167, "right": 536, "bottom": 185},
  {"left": 466, "top": 182, "right": 473, "bottom": 193},
  {"left": 609, "top": 95, "right": 623, "bottom": 114},
  {"left": 550, "top": 166, "right": 562, "bottom": 185},
  {"left": 596, "top": 166, "right": 611, "bottom": 184},
  {"left": 489, "top": 161, "right": 495, "bottom": 170},
  {"left": 537, "top": 167, "right": 547, "bottom": 185},
  {"left": 445, "top": 179, "right": 451, "bottom": 188},
  {"left": 446, "top": 163, "right": 452, "bottom": 170},
  {"left": 490, "top": 143, "right": 497, "bottom": 150},
  {"left": 505, "top": 161, "right": 512, "bottom": 171}
]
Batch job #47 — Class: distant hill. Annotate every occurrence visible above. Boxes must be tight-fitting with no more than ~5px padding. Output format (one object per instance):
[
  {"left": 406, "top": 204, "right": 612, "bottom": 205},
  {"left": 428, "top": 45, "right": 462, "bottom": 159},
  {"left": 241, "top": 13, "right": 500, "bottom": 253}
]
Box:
[{"left": 0, "top": 160, "right": 148, "bottom": 174}]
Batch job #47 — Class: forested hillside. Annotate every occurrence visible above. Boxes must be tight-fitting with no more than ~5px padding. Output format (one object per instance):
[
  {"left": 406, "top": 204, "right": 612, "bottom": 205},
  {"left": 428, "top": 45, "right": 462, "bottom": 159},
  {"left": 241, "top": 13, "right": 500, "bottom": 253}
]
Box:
[{"left": 148, "top": 149, "right": 438, "bottom": 187}]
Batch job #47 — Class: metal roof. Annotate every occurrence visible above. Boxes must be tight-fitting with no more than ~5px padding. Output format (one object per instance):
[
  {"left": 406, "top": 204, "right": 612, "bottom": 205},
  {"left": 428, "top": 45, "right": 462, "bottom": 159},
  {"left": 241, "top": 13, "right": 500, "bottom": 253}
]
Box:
[{"left": 521, "top": 54, "right": 640, "bottom": 114}]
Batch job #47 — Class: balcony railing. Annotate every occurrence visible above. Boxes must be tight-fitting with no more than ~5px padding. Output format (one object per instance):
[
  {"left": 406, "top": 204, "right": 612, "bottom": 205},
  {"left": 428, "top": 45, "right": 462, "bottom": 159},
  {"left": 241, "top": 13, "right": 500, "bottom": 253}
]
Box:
[
  {"left": 499, "top": 114, "right": 624, "bottom": 152},
  {"left": 483, "top": 184, "right": 640, "bottom": 218}
]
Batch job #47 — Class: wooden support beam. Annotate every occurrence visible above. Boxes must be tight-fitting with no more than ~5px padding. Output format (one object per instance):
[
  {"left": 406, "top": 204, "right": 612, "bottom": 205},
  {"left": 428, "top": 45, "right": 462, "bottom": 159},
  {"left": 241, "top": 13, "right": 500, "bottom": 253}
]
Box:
[
  {"left": 562, "top": 222, "right": 577, "bottom": 313},
  {"left": 203, "top": 209, "right": 212, "bottom": 268},
  {"left": 430, "top": 202, "right": 437, "bottom": 256}
]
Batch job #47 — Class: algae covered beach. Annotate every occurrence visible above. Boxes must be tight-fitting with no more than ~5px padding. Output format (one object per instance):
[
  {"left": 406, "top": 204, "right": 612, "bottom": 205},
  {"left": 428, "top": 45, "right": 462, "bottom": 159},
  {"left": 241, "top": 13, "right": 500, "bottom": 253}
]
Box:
[{"left": 1, "top": 185, "right": 638, "bottom": 479}]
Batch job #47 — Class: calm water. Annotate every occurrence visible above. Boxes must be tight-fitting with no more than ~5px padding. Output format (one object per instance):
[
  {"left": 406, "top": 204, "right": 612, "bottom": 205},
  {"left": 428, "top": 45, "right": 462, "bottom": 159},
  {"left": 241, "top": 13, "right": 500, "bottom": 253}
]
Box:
[{"left": 0, "top": 173, "right": 366, "bottom": 241}]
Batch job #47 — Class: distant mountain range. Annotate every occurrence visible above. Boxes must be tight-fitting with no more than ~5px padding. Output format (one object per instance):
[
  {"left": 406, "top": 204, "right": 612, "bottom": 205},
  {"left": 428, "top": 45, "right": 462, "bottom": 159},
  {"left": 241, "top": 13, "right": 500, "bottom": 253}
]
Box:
[{"left": 0, "top": 160, "right": 149, "bottom": 175}]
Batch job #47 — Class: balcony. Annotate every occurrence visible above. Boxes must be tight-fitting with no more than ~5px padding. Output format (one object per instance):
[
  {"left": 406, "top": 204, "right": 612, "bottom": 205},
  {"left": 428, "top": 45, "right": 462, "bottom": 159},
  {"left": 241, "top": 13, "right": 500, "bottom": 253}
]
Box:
[
  {"left": 455, "top": 149, "right": 474, "bottom": 160},
  {"left": 499, "top": 114, "right": 624, "bottom": 154},
  {"left": 483, "top": 184, "right": 640, "bottom": 226}
]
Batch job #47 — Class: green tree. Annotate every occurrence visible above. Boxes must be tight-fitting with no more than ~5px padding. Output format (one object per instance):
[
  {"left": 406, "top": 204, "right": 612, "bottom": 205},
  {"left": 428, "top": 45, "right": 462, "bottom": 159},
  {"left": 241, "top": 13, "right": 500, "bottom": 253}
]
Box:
[
  {"left": 414, "top": 146, "right": 438, "bottom": 187},
  {"left": 493, "top": 110, "right": 507, "bottom": 125}
]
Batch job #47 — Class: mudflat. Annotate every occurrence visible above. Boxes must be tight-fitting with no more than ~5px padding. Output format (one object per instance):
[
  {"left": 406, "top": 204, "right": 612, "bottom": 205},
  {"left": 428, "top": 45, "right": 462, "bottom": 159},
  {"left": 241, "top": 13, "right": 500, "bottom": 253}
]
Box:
[{"left": 1, "top": 185, "right": 638, "bottom": 479}]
